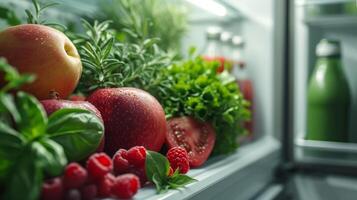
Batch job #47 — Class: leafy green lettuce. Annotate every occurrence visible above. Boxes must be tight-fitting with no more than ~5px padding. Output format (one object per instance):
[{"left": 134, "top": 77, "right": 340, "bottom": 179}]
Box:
[{"left": 152, "top": 56, "right": 250, "bottom": 155}]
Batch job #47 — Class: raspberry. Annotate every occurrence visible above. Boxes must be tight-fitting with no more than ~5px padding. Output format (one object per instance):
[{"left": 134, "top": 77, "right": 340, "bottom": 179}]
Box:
[
  {"left": 41, "top": 177, "right": 63, "bottom": 200},
  {"left": 97, "top": 173, "right": 115, "bottom": 198},
  {"left": 80, "top": 184, "right": 97, "bottom": 200},
  {"left": 113, "top": 147, "right": 148, "bottom": 185},
  {"left": 86, "top": 153, "right": 113, "bottom": 180},
  {"left": 64, "top": 189, "right": 81, "bottom": 200},
  {"left": 127, "top": 166, "right": 147, "bottom": 185},
  {"left": 111, "top": 174, "right": 140, "bottom": 199},
  {"left": 126, "top": 146, "right": 146, "bottom": 167},
  {"left": 63, "top": 162, "right": 88, "bottom": 189},
  {"left": 166, "top": 147, "right": 190, "bottom": 174},
  {"left": 113, "top": 149, "right": 130, "bottom": 174}
]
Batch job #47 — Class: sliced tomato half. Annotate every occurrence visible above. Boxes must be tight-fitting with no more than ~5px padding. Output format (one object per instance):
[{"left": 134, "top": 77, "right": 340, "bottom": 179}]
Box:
[{"left": 166, "top": 116, "right": 216, "bottom": 167}]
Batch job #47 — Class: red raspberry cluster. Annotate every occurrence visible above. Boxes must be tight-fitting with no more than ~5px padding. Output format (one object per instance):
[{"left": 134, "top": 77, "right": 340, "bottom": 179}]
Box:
[
  {"left": 166, "top": 147, "right": 190, "bottom": 174},
  {"left": 40, "top": 146, "right": 191, "bottom": 200},
  {"left": 40, "top": 152, "right": 140, "bottom": 200},
  {"left": 113, "top": 146, "right": 148, "bottom": 185}
]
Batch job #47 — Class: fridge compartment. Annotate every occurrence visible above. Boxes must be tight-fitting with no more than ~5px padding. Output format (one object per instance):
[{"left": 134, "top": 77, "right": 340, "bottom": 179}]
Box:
[
  {"left": 298, "top": 0, "right": 357, "bottom": 23},
  {"left": 134, "top": 136, "right": 280, "bottom": 200},
  {"left": 295, "top": 135, "right": 357, "bottom": 166}
]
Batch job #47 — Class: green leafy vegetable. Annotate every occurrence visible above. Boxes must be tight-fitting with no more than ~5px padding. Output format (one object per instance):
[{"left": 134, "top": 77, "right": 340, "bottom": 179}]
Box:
[
  {"left": 3, "top": 150, "right": 43, "bottom": 200},
  {"left": 145, "top": 150, "right": 196, "bottom": 193},
  {"left": 151, "top": 57, "right": 250, "bottom": 155},
  {"left": 71, "top": 20, "right": 173, "bottom": 94},
  {"left": 16, "top": 92, "right": 47, "bottom": 139},
  {"left": 0, "top": 59, "right": 104, "bottom": 200},
  {"left": 47, "top": 108, "right": 104, "bottom": 161}
]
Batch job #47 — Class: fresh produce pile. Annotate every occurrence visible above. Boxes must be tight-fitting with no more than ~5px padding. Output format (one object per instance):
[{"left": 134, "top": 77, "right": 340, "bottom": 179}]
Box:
[{"left": 0, "top": 0, "right": 249, "bottom": 200}]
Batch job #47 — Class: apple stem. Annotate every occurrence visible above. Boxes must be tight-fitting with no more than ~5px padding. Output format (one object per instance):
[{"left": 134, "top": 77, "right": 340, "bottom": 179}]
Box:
[{"left": 49, "top": 90, "right": 60, "bottom": 100}]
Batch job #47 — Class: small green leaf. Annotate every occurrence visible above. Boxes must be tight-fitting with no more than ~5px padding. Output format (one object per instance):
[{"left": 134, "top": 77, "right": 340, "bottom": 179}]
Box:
[
  {"left": 168, "top": 174, "right": 197, "bottom": 189},
  {"left": 152, "top": 173, "right": 168, "bottom": 194},
  {"left": 145, "top": 150, "right": 170, "bottom": 184},
  {"left": 16, "top": 92, "right": 47, "bottom": 139},
  {"left": 47, "top": 108, "right": 104, "bottom": 161}
]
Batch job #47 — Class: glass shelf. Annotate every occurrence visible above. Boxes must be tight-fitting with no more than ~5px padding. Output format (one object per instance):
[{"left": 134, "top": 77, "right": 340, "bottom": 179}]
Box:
[
  {"left": 296, "top": 0, "right": 354, "bottom": 6},
  {"left": 304, "top": 15, "right": 357, "bottom": 27},
  {"left": 295, "top": 135, "right": 357, "bottom": 167},
  {"left": 294, "top": 0, "right": 357, "bottom": 27}
]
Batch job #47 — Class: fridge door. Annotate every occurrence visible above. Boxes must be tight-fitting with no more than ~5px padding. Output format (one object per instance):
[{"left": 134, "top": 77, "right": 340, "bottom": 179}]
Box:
[
  {"left": 278, "top": 0, "right": 357, "bottom": 199},
  {"left": 290, "top": 0, "right": 357, "bottom": 173}
]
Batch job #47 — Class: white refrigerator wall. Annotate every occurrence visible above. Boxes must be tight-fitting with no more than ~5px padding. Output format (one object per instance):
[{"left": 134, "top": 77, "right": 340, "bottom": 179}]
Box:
[{"left": 182, "top": 0, "right": 277, "bottom": 139}]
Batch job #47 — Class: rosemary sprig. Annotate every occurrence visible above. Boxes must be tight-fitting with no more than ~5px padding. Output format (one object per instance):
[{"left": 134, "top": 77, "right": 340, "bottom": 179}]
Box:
[
  {"left": 25, "top": 0, "right": 66, "bottom": 31},
  {"left": 73, "top": 20, "right": 173, "bottom": 94}
]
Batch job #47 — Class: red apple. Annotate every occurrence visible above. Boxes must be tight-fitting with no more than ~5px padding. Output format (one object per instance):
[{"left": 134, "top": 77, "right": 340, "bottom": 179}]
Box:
[
  {"left": 87, "top": 87, "right": 167, "bottom": 156},
  {"left": 0, "top": 24, "right": 82, "bottom": 99},
  {"left": 40, "top": 98, "right": 105, "bottom": 152}
]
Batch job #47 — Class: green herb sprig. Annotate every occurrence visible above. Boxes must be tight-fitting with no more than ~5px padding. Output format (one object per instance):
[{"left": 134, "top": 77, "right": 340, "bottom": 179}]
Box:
[
  {"left": 0, "top": 59, "right": 104, "bottom": 200},
  {"left": 146, "top": 151, "right": 196, "bottom": 193},
  {"left": 72, "top": 20, "right": 173, "bottom": 94},
  {"left": 152, "top": 56, "right": 250, "bottom": 155},
  {"left": 25, "top": 0, "right": 66, "bottom": 31}
]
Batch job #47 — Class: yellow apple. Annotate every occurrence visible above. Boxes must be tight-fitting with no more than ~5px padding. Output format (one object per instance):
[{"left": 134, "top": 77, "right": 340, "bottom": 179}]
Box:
[{"left": 0, "top": 24, "right": 82, "bottom": 99}]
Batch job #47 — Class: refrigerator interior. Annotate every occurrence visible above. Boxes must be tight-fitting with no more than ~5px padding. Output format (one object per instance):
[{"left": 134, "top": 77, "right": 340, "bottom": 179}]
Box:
[
  {"left": 0, "top": 0, "right": 286, "bottom": 199},
  {"left": 293, "top": 0, "right": 357, "bottom": 168}
]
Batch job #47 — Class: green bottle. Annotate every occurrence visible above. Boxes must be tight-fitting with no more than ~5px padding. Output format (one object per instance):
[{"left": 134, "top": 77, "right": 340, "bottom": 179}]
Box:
[{"left": 306, "top": 39, "right": 350, "bottom": 142}]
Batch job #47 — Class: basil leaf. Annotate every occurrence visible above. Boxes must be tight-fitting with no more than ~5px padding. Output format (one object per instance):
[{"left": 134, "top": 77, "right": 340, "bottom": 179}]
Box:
[
  {"left": 32, "top": 138, "right": 67, "bottom": 176},
  {"left": 3, "top": 150, "right": 43, "bottom": 200},
  {"left": 47, "top": 108, "right": 104, "bottom": 161},
  {"left": 0, "top": 93, "right": 20, "bottom": 123},
  {"left": 145, "top": 150, "right": 170, "bottom": 184},
  {"left": 0, "top": 122, "right": 24, "bottom": 185},
  {"left": 16, "top": 92, "right": 47, "bottom": 139},
  {"left": 0, "top": 122, "right": 24, "bottom": 160},
  {"left": 168, "top": 174, "right": 197, "bottom": 189},
  {"left": 0, "top": 159, "right": 11, "bottom": 184}
]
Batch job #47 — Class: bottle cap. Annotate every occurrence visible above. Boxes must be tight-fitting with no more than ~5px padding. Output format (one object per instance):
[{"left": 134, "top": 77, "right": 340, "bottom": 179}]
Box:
[
  {"left": 206, "top": 26, "right": 222, "bottom": 40},
  {"left": 220, "top": 32, "right": 232, "bottom": 43},
  {"left": 232, "top": 35, "right": 244, "bottom": 47},
  {"left": 316, "top": 39, "right": 341, "bottom": 57}
]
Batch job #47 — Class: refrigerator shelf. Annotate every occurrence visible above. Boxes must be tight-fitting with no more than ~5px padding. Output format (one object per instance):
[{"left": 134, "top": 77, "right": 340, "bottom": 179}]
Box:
[
  {"left": 296, "top": 0, "right": 354, "bottom": 6},
  {"left": 295, "top": 137, "right": 357, "bottom": 167},
  {"left": 123, "top": 136, "right": 280, "bottom": 200},
  {"left": 303, "top": 15, "right": 357, "bottom": 27}
]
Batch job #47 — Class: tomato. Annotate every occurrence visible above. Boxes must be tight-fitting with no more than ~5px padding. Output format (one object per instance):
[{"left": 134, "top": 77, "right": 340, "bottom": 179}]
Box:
[{"left": 166, "top": 117, "right": 216, "bottom": 167}]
